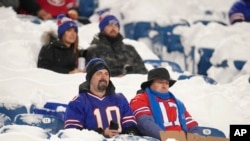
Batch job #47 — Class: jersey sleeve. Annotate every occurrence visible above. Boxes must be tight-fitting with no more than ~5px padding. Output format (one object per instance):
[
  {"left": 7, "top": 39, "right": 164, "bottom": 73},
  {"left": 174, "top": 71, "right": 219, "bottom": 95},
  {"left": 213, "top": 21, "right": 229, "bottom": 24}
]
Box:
[
  {"left": 117, "top": 93, "right": 137, "bottom": 129},
  {"left": 64, "top": 95, "right": 85, "bottom": 129},
  {"left": 130, "top": 93, "right": 152, "bottom": 119},
  {"left": 184, "top": 109, "right": 198, "bottom": 129}
]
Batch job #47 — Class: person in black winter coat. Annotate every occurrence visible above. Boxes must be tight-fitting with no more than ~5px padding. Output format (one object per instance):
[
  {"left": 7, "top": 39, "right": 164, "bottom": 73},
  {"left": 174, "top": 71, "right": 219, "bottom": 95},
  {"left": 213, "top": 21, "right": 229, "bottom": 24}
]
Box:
[
  {"left": 37, "top": 14, "right": 83, "bottom": 74},
  {"left": 85, "top": 13, "right": 148, "bottom": 77}
]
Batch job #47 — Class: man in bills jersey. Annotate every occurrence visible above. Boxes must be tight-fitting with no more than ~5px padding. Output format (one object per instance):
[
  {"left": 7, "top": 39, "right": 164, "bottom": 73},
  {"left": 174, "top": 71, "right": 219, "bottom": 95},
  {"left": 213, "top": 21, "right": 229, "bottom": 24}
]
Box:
[
  {"left": 130, "top": 68, "right": 201, "bottom": 139},
  {"left": 64, "top": 58, "right": 140, "bottom": 138}
]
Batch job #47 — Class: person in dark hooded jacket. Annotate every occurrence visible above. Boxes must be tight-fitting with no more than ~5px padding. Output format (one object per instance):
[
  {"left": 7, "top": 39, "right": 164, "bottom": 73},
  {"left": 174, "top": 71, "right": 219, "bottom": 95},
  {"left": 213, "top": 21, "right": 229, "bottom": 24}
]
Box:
[
  {"left": 85, "top": 13, "right": 148, "bottom": 77},
  {"left": 64, "top": 58, "right": 140, "bottom": 138},
  {"left": 229, "top": 0, "right": 250, "bottom": 24},
  {"left": 37, "top": 14, "right": 83, "bottom": 74}
]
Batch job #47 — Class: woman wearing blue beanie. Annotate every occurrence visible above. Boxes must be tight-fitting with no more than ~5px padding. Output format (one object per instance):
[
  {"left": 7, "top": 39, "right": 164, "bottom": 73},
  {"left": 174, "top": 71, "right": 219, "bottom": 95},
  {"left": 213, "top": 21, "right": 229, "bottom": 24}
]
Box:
[{"left": 37, "top": 14, "right": 83, "bottom": 74}]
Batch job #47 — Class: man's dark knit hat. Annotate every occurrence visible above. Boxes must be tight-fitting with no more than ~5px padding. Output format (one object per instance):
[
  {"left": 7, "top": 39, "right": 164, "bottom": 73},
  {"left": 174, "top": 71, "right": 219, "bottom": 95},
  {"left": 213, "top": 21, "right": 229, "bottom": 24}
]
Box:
[{"left": 85, "top": 58, "right": 110, "bottom": 81}]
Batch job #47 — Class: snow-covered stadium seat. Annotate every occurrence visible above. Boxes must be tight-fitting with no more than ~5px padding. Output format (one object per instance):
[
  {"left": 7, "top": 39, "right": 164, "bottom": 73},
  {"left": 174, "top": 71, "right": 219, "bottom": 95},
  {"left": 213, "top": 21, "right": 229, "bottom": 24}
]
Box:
[
  {"left": 124, "top": 22, "right": 153, "bottom": 40},
  {"left": 233, "top": 60, "right": 247, "bottom": 71},
  {"left": 30, "top": 102, "right": 67, "bottom": 122},
  {"left": 193, "top": 20, "right": 227, "bottom": 26},
  {"left": 197, "top": 48, "right": 214, "bottom": 76},
  {"left": 194, "top": 126, "right": 226, "bottom": 138},
  {"left": 144, "top": 59, "right": 183, "bottom": 73},
  {"left": 178, "top": 74, "right": 217, "bottom": 84},
  {"left": 0, "top": 125, "right": 51, "bottom": 139},
  {"left": 152, "top": 21, "right": 190, "bottom": 53},
  {"left": 0, "top": 102, "right": 28, "bottom": 122},
  {"left": 14, "top": 113, "right": 64, "bottom": 134},
  {"left": 0, "top": 113, "right": 12, "bottom": 128}
]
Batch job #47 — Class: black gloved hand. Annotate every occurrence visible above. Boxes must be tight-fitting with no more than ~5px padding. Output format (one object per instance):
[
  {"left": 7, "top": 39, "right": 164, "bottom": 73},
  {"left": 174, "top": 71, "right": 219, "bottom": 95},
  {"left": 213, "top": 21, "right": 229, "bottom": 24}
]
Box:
[
  {"left": 109, "top": 120, "right": 119, "bottom": 130},
  {"left": 94, "top": 127, "right": 104, "bottom": 134},
  {"left": 123, "top": 125, "right": 141, "bottom": 136}
]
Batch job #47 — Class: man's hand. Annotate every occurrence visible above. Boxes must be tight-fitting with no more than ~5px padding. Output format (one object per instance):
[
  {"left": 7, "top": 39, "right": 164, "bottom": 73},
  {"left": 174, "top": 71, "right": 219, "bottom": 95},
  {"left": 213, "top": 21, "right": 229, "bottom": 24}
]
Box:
[
  {"left": 67, "top": 9, "right": 79, "bottom": 20},
  {"left": 37, "top": 9, "right": 53, "bottom": 20},
  {"left": 103, "top": 128, "right": 120, "bottom": 138}
]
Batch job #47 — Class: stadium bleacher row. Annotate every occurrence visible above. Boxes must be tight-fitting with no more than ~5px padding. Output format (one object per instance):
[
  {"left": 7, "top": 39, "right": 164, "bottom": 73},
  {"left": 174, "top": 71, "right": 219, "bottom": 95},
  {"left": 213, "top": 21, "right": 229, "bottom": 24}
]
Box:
[
  {"left": 123, "top": 19, "right": 248, "bottom": 79},
  {"left": 0, "top": 102, "right": 66, "bottom": 136},
  {"left": 0, "top": 101, "right": 226, "bottom": 139}
]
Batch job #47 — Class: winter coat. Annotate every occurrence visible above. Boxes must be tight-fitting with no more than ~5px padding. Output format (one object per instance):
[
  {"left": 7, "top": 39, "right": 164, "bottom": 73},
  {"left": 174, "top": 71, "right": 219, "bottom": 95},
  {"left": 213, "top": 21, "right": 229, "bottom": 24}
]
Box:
[
  {"left": 85, "top": 33, "right": 148, "bottom": 77},
  {"left": 37, "top": 31, "right": 77, "bottom": 74}
]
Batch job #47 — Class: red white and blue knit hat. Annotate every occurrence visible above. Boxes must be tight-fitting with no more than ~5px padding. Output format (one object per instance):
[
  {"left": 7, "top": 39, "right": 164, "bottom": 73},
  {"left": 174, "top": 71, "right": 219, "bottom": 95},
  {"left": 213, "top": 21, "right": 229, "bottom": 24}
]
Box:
[
  {"left": 57, "top": 14, "right": 78, "bottom": 39},
  {"left": 98, "top": 10, "right": 120, "bottom": 32}
]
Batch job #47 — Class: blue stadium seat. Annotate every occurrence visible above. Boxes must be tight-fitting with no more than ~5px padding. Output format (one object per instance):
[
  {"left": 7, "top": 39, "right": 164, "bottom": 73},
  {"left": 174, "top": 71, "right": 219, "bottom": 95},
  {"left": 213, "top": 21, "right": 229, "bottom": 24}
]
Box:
[
  {"left": 43, "top": 102, "right": 67, "bottom": 110},
  {"left": 30, "top": 102, "right": 67, "bottom": 121},
  {"left": 152, "top": 21, "right": 189, "bottom": 53},
  {"left": 0, "top": 124, "right": 51, "bottom": 139},
  {"left": 144, "top": 59, "right": 183, "bottom": 73},
  {"left": 201, "top": 75, "right": 217, "bottom": 84},
  {"left": 233, "top": 60, "right": 246, "bottom": 71},
  {"left": 178, "top": 74, "right": 217, "bottom": 85},
  {"left": 178, "top": 75, "right": 194, "bottom": 80},
  {"left": 134, "top": 22, "right": 152, "bottom": 40},
  {"left": 215, "top": 59, "right": 246, "bottom": 71},
  {"left": 14, "top": 113, "right": 64, "bottom": 134},
  {"left": 194, "top": 126, "right": 226, "bottom": 138},
  {"left": 0, "top": 113, "right": 12, "bottom": 128},
  {"left": 197, "top": 48, "right": 215, "bottom": 76},
  {"left": 124, "top": 22, "right": 153, "bottom": 40},
  {"left": 0, "top": 103, "right": 28, "bottom": 122},
  {"left": 216, "top": 60, "right": 228, "bottom": 68},
  {"left": 193, "top": 20, "right": 227, "bottom": 26},
  {"left": 78, "top": 0, "right": 98, "bottom": 18},
  {"left": 124, "top": 23, "right": 135, "bottom": 39}
]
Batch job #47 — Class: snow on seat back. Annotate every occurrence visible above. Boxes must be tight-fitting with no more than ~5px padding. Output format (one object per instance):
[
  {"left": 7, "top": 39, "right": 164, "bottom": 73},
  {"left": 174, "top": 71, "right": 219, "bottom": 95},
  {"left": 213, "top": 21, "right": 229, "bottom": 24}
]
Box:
[
  {"left": 0, "top": 99, "right": 28, "bottom": 122},
  {"left": 14, "top": 113, "right": 64, "bottom": 134}
]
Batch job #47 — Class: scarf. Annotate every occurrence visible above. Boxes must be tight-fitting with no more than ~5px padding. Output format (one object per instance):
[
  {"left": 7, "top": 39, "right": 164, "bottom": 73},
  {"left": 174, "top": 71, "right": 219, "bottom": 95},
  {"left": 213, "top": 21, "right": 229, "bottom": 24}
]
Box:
[{"left": 145, "top": 88, "right": 187, "bottom": 132}]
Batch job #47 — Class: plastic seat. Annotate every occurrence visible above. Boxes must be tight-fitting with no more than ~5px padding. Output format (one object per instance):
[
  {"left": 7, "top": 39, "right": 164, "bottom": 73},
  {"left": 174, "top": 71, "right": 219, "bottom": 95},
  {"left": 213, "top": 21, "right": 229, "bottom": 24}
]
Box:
[
  {"left": 0, "top": 124, "right": 51, "bottom": 139},
  {"left": 178, "top": 75, "right": 194, "bottom": 80},
  {"left": 193, "top": 126, "right": 226, "bottom": 138},
  {"left": 124, "top": 22, "right": 153, "bottom": 40},
  {"left": 0, "top": 113, "right": 12, "bottom": 128},
  {"left": 178, "top": 74, "right": 217, "bottom": 85},
  {"left": 197, "top": 48, "right": 215, "bottom": 76},
  {"left": 14, "top": 113, "right": 64, "bottom": 134},
  {"left": 124, "top": 23, "right": 135, "bottom": 39},
  {"left": 215, "top": 59, "right": 246, "bottom": 71},
  {"left": 193, "top": 20, "right": 227, "bottom": 26},
  {"left": 0, "top": 103, "right": 28, "bottom": 122},
  {"left": 134, "top": 22, "right": 152, "bottom": 40},
  {"left": 144, "top": 59, "right": 183, "bottom": 73},
  {"left": 78, "top": 0, "right": 98, "bottom": 18},
  {"left": 30, "top": 102, "right": 67, "bottom": 122},
  {"left": 233, "top": 60, "right": 246, "bottom": 71},
  {"left": 153, "top": 22, "right": 189, "bottom": 53}
]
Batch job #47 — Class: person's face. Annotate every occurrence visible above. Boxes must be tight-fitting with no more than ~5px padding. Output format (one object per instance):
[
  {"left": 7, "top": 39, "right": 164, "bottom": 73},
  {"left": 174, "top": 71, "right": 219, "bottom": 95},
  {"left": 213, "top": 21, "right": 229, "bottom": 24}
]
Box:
[
  {"left": 150, "top": 79, "right": 169, "bottom": 93},
  {"left": 103, "top": 24, "right": 119, "bottom": 38},
  {"left": 62, "top": 28, "right": 77, "bottom": 47},
  {"left": 90, "top": 69, "right": 110, "bottom": 92}
]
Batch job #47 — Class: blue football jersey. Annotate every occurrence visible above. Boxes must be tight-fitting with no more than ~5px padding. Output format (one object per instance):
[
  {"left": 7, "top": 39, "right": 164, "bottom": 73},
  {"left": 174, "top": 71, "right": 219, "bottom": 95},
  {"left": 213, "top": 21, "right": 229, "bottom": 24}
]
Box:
[{"left": 64, "top": 92, "right": 137, "bottom": 132}]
